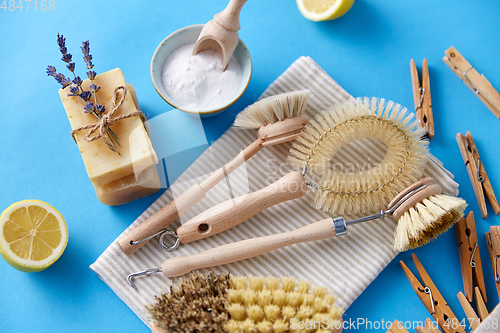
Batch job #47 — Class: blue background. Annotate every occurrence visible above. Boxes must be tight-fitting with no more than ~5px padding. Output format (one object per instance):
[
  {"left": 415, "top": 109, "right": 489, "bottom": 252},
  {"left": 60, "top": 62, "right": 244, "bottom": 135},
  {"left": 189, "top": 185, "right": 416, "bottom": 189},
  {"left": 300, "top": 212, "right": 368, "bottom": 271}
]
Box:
[{"left": 1, "top": 0, "right": 500, "bottom": 332}]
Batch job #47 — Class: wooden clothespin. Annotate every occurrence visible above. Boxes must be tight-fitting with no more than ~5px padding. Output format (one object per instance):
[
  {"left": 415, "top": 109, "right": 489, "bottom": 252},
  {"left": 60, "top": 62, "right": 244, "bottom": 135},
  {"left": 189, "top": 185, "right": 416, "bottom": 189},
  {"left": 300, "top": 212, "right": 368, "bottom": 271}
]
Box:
[
  {"left": 456, "top": 131, "right": 500, "bottom": 219},
  {"left": 401, "top": 253, "right": 466, "bottom": 333},
  {"left": 415, "top": 318, "right": 442, "bottom": 333},
  {"left": 474, "top": 286, "right": 489, "bottom": 321},
  {"left": 456, "top": 211, "right": 487, "bottom": 304},
  {"left": 443, "top": 46, "right": 500, "bottom": 119},
  {"left": 386, "top": 320, "right": 410, "bottom": 333},
  {"left": 410, "top": 59, "right": 434, "bottom": 139},
  {"left": 457, "top": 291, "right": 481, "bottom": 331},
  {"left": 486, "top": 226, "right": 500, "bottom": 303}
]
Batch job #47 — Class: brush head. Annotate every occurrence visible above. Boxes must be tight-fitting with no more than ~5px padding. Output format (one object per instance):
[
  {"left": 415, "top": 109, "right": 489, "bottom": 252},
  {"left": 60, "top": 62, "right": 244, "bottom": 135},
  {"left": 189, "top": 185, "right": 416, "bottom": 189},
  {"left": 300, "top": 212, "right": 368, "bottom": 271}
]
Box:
[
  {"left": 149, "top": 273, "right": 343, "bottom": 333},
  {"left": 393, "top": 182, "right": 467, "bottom": 252},
  {"left": 288, "top": 97, "right": 429, "bottom": 215},
  {"left": 233, "top": 90, "right": 310, "bottom": 129}
]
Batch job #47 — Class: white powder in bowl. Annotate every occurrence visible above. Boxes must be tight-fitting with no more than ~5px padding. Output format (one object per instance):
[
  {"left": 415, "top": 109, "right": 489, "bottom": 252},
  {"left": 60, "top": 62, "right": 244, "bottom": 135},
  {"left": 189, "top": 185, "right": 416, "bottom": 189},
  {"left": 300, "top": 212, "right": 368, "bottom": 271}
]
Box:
[{"left": 161, "top": 43, "right": 243, "bottom": 111}]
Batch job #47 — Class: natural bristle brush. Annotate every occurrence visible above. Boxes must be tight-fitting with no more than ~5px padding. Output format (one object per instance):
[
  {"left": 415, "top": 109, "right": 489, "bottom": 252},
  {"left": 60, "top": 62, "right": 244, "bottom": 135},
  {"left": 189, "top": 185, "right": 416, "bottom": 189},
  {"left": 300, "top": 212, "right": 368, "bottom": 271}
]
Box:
[
  {"left": 118, "top": 90, "right": 310, "bottom": 255},
  {"left": 127, "top": 177, "right": 467, "bottom": 282},
  {"left": 167, "top": 97, "right": 429, "bottom": 247},
  {"left": 148, "top": 273, "right": 343, "bottom": 333}
]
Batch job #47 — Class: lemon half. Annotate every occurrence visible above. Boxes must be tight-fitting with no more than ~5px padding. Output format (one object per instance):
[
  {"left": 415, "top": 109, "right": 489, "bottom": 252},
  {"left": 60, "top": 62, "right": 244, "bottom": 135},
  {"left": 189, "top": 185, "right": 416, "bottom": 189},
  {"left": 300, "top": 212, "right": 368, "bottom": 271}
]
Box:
[
  {"left": 296, "top": 0, "right": 355, "bottom": 22},
  {"left": 0, "top": 200, "right": 68, "bottom": 272}
]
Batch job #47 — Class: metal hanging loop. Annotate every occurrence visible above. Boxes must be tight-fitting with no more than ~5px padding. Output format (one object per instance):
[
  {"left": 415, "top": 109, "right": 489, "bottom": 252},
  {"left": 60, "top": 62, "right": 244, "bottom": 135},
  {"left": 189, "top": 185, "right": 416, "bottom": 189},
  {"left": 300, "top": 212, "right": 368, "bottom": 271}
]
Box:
[
  {"left": 130, "top": 229, "right": 165, "bottom": 246},
  {"left": 127, "top": 268, "right": 163, "bottom": 290},
  {"left": 159, "top": 230, "right": 181, "bottom": 251}
]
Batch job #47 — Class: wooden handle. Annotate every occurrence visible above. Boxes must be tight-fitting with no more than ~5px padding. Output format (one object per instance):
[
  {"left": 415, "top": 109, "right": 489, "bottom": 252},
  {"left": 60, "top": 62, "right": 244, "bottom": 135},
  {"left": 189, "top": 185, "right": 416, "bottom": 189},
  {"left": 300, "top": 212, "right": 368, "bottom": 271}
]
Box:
[
  {"left": 177, "top": 171, "right": 307, "bottom": 244},
  {"left": 118, "top": 183, "right": 206, "bottom": 255},
  {"left": 214, "top": 0, "right": 247, "bottom": 32},
  {"left": 118, "top": 139, "right": 263, "bottom": 255},
  {"left": 151, "top": 323, "right": 168, "bottom": 333},
  {"left": 163, "top": 218, "right": 337, "bottom": 277}
]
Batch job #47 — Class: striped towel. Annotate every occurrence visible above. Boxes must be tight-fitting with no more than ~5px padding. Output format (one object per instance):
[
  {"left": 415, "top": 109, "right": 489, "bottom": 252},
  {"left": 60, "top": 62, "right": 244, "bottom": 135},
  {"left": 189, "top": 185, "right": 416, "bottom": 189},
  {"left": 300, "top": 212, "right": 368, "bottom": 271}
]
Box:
[{"left": 90, "top": 56, "right": 460, "bottom": 328}]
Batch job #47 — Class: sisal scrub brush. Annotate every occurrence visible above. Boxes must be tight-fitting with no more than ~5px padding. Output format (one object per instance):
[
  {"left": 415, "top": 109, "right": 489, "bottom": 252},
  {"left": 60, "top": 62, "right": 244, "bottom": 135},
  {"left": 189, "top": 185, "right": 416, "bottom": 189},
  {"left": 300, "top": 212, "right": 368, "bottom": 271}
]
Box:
[
  {"left": 148, "top": 273, "right": 343, "bottom": 333},
  {"left": 119, "top": 90, "right": 310, "bottom": 255},
  {"left": 172, "top": 97, "right": 429, "bottom": 246}
]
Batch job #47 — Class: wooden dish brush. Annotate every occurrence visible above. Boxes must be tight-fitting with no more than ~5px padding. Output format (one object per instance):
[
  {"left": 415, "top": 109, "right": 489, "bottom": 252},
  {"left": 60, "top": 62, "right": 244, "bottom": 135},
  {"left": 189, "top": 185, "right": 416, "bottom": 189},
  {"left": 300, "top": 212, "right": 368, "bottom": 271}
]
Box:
[
  {"left": 126, "top": 177, "right": 466, "bottom": 281},
  {"left": 148, "top": 272, "right": 343, "bottom": 333},
  {"left": 172, "top": 97, "right": 429, "bottom": 246},
  {"left": 119, "top": 90, "right": 310, "bottom": 255}
]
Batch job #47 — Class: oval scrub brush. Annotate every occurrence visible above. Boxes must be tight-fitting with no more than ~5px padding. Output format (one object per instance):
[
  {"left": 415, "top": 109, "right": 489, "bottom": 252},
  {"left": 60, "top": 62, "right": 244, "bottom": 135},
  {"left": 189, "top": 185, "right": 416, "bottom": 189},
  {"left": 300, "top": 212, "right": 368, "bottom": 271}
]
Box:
[
  {"left": 148, "top": 273, "right": 343, "bottom": 333},
  {"left": 172, "top": 97, "right": 429, "bottom": 246},
  {"left": 119, "top": 90, "right": 310, "bottom": 255},
  {"left": 126, "top": 178, "right": 466, "bottom": 280}
]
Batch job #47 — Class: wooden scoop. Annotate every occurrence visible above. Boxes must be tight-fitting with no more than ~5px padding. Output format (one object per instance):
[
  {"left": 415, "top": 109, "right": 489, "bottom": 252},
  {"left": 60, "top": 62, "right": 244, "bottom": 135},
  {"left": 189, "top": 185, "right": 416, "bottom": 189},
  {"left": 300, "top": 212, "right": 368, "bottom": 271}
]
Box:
[{"left": 193, "top": 0, "right": 248, "bottom": 71}]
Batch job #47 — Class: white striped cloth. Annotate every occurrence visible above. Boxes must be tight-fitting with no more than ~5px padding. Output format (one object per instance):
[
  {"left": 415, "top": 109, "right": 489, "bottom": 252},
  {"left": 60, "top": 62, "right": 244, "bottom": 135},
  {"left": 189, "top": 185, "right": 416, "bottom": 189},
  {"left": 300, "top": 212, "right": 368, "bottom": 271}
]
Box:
[{"left": 90, "top": 56, "right": 460, "bottom": 328}]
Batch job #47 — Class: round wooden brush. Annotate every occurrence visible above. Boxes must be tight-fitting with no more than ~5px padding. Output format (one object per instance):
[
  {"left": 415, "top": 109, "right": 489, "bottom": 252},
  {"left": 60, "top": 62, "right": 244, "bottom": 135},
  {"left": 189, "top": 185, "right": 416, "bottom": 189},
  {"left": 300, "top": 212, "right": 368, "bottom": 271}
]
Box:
[
  {"left": 118, "top": 90, "right": 310, "bottom": 255},
  {"left": 126, "top": 177, "right": 466, "bottom": 281},
  {"left": 174, "top": 97, "right": 429, "bottom": 246},
  {"left": 148, "top": 273, "right": 343, "bottom": 333}
]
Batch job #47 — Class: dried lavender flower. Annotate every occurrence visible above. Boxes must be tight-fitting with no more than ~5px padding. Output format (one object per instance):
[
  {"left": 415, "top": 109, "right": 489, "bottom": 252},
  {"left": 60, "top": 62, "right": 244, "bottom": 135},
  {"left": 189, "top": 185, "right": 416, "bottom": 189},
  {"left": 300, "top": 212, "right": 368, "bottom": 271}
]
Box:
[
  {"left": 61, "top": 53, "right": 73, "bottom": 63},
  {"left": 68, "top": 86, "right": 80, "bottom": 96},
  {"left": 46, "top": 65, "right": 57, "bottom": 77},
  {"left": 94, "top": 104, "right": 106, "bottom": 114},
  {"left": 84, "top": 102, "right": 94, "bottom": 113},
  {"left": 81, "top": 41, "right": 94, "bottom": 70},
  {"left": 89, "top": 83, "right": 100, "bottom": 93},
  {"left": 86, "top": 70, "right": 96, "bottom": 80},
  {"left": 81, "top": 41, "right": 89, "bottom": 54},
  {"left": 80, "top": 91, "right": 92, "bottom": 101},
  {"left": 72, "top": 76, "right": 83, "bottom": 86},
  {"left": 57, "top": 34, "right": 65, "bottom": 48},
  {"left": 66, "top": 62, "right": 75, "bottom": 73},
  {"left": 47, "top": 33, "right": 121, "bottom": 152},
  {"left": 60, "top": 77, "right": 72, "bottom": 88}
]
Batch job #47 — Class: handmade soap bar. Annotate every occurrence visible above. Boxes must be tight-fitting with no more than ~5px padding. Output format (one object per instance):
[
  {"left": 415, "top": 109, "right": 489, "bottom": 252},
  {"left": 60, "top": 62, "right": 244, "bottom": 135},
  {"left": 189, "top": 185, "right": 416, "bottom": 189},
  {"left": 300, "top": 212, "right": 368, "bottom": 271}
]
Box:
[
  {"left": 94, "top": 164, "right": 161, "bottom": 206},
  {"left": 59, "top": 68, "right": 158, "bottom": 187}
]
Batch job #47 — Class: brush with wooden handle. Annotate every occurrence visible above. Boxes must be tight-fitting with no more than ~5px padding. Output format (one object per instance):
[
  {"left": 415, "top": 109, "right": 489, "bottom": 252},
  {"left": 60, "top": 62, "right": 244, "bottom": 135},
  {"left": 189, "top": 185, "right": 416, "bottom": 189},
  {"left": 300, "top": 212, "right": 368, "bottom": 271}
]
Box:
[
  {"left": 168, "top": 97, "right": 429, "bottom": 249},
  {"left": 118, "top": 90, "right": 310, "bottom": 255},
  {"left": 127, "top": 178, "right": 467, "bottom": 283}
]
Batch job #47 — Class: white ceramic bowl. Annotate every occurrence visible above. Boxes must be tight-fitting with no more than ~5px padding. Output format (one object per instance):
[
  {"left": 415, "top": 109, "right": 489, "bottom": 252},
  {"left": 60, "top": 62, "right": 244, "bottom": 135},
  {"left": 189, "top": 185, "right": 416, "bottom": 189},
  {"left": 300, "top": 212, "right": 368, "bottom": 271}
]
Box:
[{"left": 151, "top": 24, "right": 252, "bottom": 116}]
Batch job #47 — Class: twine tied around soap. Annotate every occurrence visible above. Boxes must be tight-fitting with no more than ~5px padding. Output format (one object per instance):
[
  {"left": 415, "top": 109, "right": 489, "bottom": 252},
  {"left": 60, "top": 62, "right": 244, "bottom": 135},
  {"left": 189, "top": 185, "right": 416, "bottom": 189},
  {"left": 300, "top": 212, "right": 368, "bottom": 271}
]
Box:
[{"left": 70, "top": 85, "right": 146, "bottom": 154}]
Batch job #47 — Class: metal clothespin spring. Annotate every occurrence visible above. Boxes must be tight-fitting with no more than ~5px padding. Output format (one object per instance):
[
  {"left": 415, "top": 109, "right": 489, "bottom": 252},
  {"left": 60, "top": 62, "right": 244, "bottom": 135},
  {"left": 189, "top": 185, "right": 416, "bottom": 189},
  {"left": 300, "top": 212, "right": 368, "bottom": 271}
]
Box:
[
  {"left": 495, "top": 255, "right": 500, "bottom": 283},
  {"left": 416, "top": 87, "right": 426, "bottom": 111},
  {"left": 477, "top": 159, "right": 485, "bottom": 183},
  {"left": 463, "top": 67, "right": 480, "bottom": 94},
  {"left": 470, "top": 243, "right": 478, "bottom": 268},
  {"left": 419, "top": 286, "right": 436, "bottom": 315}
]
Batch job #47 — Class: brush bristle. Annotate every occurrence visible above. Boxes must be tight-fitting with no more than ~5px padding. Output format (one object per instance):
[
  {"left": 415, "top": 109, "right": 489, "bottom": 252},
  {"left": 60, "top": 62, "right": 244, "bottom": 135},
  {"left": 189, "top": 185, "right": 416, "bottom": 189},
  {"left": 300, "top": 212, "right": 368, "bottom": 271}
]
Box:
[
  {"left": 393, "top": 194, "right": 468, "bottom": 252},
  {"left": 233, "top": 90, "right": 310, "bottom": 129},
  {"left": 288, "top": 97, "right": 429, "bottom": 215},
  {"left": 148, "top": 272, "right": 231, "bottom": 332},
  {"left": 149, "top": 273, "right": 342, "bottom": 333},
  {"left": 223, "top": 276, "right": 342, "bottom": 333}
]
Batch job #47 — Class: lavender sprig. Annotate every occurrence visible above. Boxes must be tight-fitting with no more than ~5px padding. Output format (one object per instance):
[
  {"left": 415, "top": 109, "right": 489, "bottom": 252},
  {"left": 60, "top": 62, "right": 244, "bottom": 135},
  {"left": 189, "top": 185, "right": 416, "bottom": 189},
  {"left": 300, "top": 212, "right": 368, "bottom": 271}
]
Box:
[{"left": 47, "top": 34, "right": 120, "bottom": 152}]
